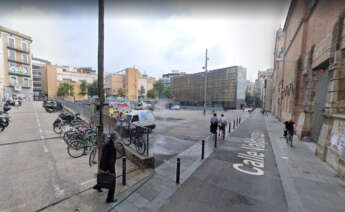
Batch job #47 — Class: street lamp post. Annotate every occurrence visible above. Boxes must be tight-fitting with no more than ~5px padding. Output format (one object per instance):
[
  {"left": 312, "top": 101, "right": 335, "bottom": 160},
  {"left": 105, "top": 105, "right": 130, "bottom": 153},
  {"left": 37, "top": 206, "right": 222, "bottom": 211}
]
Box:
[
  {"left": 203, "top": 49, "right": 209, "bottom": 115},
  {"left": 97, "top": 0, "right": 105, "bottom": 171}
]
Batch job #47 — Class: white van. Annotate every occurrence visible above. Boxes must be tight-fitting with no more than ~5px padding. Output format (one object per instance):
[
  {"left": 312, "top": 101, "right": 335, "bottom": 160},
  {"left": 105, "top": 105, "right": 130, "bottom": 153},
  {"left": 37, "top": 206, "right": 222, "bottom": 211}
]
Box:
[{"left": 125, "top": 110, "right": 156, "bottom": 130}]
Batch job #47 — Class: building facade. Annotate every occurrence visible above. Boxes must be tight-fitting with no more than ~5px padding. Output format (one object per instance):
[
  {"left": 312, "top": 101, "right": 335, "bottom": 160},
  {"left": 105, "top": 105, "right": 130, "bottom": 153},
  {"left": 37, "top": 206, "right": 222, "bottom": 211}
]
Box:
[
  {"left": 162, "top": 70, "right": 185, "bottom": 88},
  {"left": 271, "top": 28, "right": 285, "bottom": 118},
  {"left": 105, "top": 73, "right": 124, "bottom": 96},
  {"left": 138, "top": 74, "right": 155, "bottom": 97},
  {"left": 171, "top": 66, "right": 247, "bottom": 109},
  {"left": 32, "top": 56, "right": 51, "bottom": 99},
  {"left": 0, "top": 26, "right": 33, "bottom": 102},
  {"left": 104, "top": 68, "right": 154, "bottom": 101},
  {"left": 246, "top": 81, "right": 255, "bottom": 96},
  {"left": 269, "top": 0, "right": 345, "bottom": 179},
  {"left": 45, "top": 64, "right": 97, "bottom": 100}
]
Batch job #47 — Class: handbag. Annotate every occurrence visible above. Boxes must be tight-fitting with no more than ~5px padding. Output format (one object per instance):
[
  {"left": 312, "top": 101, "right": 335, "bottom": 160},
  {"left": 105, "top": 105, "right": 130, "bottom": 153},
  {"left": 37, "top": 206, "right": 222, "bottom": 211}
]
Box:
[{"left": 97, "top": 170, "right": 116, "bottom": 189}]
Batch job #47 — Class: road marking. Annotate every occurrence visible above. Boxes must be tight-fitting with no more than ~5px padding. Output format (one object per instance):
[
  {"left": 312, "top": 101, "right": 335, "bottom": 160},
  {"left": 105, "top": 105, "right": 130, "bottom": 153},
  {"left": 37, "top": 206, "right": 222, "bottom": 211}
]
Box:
[
  {"left": 233, "top": 131, "right": 265, "bottom": 176},
  {"left": 281, "top": 156, "right": 288, "bottom": 159},
  {"left": 41, "top": 135, "right": 45, "bottom": 140}
]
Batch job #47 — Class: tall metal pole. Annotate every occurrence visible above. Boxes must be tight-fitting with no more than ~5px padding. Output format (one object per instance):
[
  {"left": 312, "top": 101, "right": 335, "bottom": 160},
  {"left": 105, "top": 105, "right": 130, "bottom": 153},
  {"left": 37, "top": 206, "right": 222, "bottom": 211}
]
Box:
[
  {"left": 203, "top": 49, "right": 208, "bottom": 115},
  {"left": 97, "top": 0, "right": 104, "bottom": 171}
]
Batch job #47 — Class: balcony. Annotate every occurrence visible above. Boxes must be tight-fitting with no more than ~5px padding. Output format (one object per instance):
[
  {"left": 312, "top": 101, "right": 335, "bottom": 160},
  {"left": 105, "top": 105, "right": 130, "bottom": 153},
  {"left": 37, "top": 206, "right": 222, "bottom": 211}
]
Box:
[
  {"left": 8, "top": 58, "right": 29, "bottom": 66},
  {"left": 7, "top": 45, "right": 29, "bottom": 54}
]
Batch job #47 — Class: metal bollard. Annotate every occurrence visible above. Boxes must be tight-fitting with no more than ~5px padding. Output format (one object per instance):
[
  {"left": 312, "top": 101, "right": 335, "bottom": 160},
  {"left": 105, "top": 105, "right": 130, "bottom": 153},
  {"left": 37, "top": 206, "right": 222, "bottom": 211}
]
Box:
[
  {"left": 146, "top": 129, "right": 149, "bottom": 156},
  {"left": 214, "top": 133, "right": 217, "bottom": 148},
  {"left": 122, "top": 157, "right": 126, "bottom": 185},
  {"left": 201, "top": 140, "right": 205, "bottom": 160},
  {"left": 229, "top": 122, "right": 231, "bottom": 133},
  {"left": 239, "top": 117, "right": 241, "bottom": 124},
  {"left": 233, "top": 120, "right": 235, "bottom": 129},
  {"left": 176, "top": 158, "right": 180, "bottom": 184}
]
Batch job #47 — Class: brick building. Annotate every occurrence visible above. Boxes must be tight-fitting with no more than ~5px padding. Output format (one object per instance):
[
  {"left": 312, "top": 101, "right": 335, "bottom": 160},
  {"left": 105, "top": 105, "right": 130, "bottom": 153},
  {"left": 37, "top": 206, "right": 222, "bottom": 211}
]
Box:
[{"left": 270, "top": 0, "right": 345, "bottom": 179}]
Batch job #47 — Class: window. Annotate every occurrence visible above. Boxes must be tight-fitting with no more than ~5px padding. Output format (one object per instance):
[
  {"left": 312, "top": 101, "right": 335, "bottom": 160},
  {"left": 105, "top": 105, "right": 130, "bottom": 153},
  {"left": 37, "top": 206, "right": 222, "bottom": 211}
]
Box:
[
  {"left": 33, "top": 77, "right": 41, "bottom": 81},
  {"left": 22, "top": 65, "right": 29, "bottom": 74},
  {"left": 8, "top": 49, "right": 15, "bottom": 60},
  {"left": 23, "top": 78, "right": 29, "bottom": 87},
  {"left": 32, "top": 65, "right": 41, "bottom": 70},
  {"left": 8, "top": 38, "right": 14, "bottom": 48},
  {"left": 33, "top": 71, "right": 41, "bottom": 76},
  {"left": 22, "top": 42, "right": 27, "bottom": 52},
  {"left": 22, "top": 54, "right": 28, "bottom": 63},
  {"left": 10, "top": 76, "right": 17, "bottom": 86},
  {"left": 33, "top": 83, "right": 41, "bottom": 87}
]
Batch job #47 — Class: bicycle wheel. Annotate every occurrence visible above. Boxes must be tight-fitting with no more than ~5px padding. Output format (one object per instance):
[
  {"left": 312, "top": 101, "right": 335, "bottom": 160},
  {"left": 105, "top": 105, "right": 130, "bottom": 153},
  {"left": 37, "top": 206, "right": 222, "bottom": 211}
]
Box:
[
  {"left": 123, "top": 137, "right": 131, "bottom": 146},
  {"left": 89, "top": 147, "right": 98, "bottom": 167},
  {"left": 289, "top": 135, "right": 293, "bottom": 147},
  {"left": 53, "top": 123, "right": 62, "bottom": 134},
  {"left": 115, "top": 142, "right": 125, "bottom": 159},
  {"left": 67, "top": 140, "right": 85, "bottom": 158},
  {"left": 135, "top": 137, "right": 146, "bottom": 155}
]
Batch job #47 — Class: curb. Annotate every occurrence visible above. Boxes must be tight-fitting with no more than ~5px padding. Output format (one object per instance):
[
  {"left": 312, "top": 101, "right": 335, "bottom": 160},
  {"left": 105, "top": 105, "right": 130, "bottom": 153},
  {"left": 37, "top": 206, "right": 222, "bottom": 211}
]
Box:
[{"left": 263, "top": 114, "right": 305, "bottom": 212}]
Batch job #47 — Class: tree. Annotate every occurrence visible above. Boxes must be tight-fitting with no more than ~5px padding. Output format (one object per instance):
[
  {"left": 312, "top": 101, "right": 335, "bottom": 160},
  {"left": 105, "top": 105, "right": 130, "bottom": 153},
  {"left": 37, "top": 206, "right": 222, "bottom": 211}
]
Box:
[
  {"left": 57, "top": 82, "right": 73, "bottom": 98},
  {"left": 79, "top": 80, "right": 88, "bottom": 96},
  {"left": 139, "top": 85, "right": 145, "bottom": 96},
  {"left": 153, "top": 80, "right": 164, "bottom": 98},
  {"left": 162, "top": 87, "right": 170, "bottom": 98},
  {"left": 147, "top": 88, "right": 157, "bottom": 99},
  {"left": 117, "top": 88, "right": 126, "bottom": 97},
  {"left": 87, "top": 80, "right": 98, "bottom": 96},
  {"left": 245, "top": 92, "right": 253, "bottom": 106}
]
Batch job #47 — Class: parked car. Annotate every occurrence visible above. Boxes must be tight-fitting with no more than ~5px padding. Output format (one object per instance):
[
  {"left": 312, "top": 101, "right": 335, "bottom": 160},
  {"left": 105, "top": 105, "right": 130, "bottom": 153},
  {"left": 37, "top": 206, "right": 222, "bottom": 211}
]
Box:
[{"left": 171, "top": 105, "right": 181, "bottom": 110}]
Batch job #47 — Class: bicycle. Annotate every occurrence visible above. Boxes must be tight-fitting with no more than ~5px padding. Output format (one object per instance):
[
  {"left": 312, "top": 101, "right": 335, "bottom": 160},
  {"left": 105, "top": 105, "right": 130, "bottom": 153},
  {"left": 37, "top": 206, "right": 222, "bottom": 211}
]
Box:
[
  {"left": 123, "top": 126, "right": 147, "bottom": 155},
  {"left": 67, "top": 128, "right": 97, "bottom": 158},
  {"left": 286, "top": 130, "right": 294, "bottom": 147},
  {"left": 89, "top": 140, "right": 126, "bottom": 167}
]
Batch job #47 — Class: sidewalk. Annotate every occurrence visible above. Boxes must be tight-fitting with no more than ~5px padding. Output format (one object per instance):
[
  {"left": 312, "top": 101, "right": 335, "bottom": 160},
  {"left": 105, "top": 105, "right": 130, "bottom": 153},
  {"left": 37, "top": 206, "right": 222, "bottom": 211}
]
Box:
[{"left": 264, "top": 114, "right": 345, "bottom": 212}]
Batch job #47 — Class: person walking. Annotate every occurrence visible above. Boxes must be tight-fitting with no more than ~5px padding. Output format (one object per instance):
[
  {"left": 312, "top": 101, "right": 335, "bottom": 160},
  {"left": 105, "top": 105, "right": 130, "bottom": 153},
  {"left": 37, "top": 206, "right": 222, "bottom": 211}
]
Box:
[
  {"left": 93, "top": 133, "right": 118, "bottom": 203},
  {"left": 210, "top": 113, "right": 218, "bottom": 136},
  {"left": 218, "top": 114, "right": 227, "bottom": 138}
]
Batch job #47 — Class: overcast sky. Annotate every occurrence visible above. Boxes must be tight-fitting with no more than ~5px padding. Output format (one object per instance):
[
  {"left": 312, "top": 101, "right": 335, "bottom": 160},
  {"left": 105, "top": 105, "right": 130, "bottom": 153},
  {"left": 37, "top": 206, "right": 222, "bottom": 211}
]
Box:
[{"left": 0, "top": 0, "right": 290, "bottom": 82}]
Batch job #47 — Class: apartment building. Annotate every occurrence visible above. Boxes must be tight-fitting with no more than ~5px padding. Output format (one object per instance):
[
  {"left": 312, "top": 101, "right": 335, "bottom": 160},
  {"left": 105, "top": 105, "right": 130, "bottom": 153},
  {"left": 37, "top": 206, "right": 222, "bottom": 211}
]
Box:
[
  {"left": 171, "top": 66, "right": 247, "bottom": 109},
  {"left": 105, "top": 68, "right": 155, "bottom": 101},
  {"left": 46, "top": 64, "right": 97, "bottom": 100},
  {"left": 0, "top": 25, "right": 33, "bottom": 102},
  {"left": 138, "top": 74, "right": 155, "bottom": 97},
  {"left": 104, "top": 73, "right": 124, "bottom": 96},
  {"left": 32, "top": 56, "right": 51, "bottom": 99},
  {"left": 269, "top": 0, "right": 345, "bottom": 178}
]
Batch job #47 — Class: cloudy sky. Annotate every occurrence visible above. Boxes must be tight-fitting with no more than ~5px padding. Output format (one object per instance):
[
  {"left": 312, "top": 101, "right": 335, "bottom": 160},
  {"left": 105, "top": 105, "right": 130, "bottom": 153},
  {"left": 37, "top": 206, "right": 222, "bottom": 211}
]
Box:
[{"left": 0, "top": 0, "right": 290, "bottom": 81}]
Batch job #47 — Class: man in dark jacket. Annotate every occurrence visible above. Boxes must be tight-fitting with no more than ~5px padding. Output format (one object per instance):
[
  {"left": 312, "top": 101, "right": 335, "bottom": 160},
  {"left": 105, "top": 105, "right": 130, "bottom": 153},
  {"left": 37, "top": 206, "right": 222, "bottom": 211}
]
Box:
[{"left": 93, "top": 133, "right": 118, "bottom": 203}]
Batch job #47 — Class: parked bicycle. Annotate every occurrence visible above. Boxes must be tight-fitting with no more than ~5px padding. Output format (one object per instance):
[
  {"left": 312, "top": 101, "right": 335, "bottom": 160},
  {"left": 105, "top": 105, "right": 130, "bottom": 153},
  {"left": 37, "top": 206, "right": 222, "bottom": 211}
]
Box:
[
  {"left": 123, "top": 125, "right": 147, "bottom": 155},
  {"left": 89, "top": 136, "right": 126, "bottom": 167},
  {"left": 67, "top": 127, "right": 97, "bottom": 158}
]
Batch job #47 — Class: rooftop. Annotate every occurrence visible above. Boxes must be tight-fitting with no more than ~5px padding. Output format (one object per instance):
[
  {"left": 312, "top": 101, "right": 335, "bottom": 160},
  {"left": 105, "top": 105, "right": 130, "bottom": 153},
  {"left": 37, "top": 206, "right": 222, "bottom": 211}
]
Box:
[{"left": 0, "top": 25, "right": 32, "bottom": 42}]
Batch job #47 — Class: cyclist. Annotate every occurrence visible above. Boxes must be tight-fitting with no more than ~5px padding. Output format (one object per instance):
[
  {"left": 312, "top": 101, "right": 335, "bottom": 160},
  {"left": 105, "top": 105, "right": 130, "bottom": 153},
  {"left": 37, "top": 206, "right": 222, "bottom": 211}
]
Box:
[
  {"left": 218, "top": 114, "right": 227, "bottom": 138},
  {"left": 284, "top": 118, "right": 296, "bottom": 146}
]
